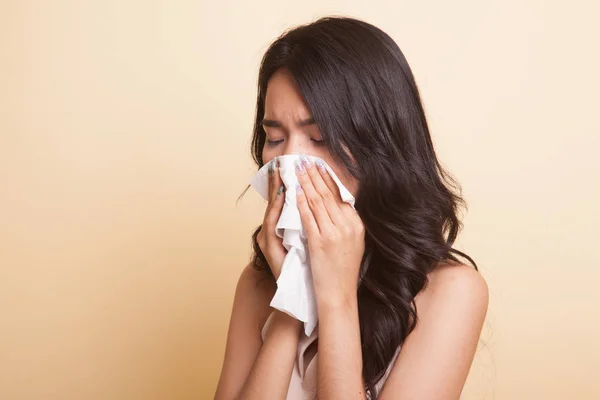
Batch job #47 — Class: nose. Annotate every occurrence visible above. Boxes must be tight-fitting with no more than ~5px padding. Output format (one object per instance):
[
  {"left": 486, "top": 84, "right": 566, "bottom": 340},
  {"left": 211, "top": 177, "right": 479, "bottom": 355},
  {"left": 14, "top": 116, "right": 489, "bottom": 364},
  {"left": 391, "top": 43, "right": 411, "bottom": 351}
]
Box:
[{"left": 281, "top": 135, "right": 310, "bottom": 156}]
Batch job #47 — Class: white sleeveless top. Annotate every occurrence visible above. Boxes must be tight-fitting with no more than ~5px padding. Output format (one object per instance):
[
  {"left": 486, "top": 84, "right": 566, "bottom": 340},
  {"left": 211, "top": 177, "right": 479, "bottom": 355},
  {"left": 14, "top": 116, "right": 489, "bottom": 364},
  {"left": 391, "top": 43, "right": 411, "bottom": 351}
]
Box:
[{"left": 260, "top": 311, "right": 401, "bottom": 400}]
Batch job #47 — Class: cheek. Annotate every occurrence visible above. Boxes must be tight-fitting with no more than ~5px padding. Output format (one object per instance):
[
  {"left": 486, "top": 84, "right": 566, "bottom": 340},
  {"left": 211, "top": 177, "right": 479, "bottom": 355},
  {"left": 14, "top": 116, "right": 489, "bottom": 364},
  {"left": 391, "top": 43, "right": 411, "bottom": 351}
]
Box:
[
  {"left": 262, "top": 147, "right": 274, "bottom": 164},
  {"left": 342, "top": 178, "right": 359, "bottom": 198},
  {"left": 325, "top": 160, "right": 358, "bottom": 197},
  {"left": 333, "top": 173, "right": 358, "bottom": 198}
]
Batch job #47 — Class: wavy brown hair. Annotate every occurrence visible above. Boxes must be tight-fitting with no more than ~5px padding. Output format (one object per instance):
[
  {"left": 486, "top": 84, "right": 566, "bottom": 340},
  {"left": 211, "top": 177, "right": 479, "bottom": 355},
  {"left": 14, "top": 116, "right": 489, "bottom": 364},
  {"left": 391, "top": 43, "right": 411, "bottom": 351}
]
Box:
[{"left": 238, "top": 16, "right": 478, "bottom": 398}]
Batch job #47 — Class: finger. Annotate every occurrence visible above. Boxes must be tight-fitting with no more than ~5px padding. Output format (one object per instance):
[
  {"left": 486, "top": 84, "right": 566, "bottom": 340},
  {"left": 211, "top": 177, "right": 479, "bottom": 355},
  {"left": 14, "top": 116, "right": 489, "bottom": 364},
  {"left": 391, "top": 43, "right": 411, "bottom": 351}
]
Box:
[
  {"left": 295, "top": 158, "right": 333, "bottom": 233},
  {"left": 304, "top": 158, "right": 346, "bottom": 227},
  {"left": 266, "top": 158, "right": 284, "bottom": 225},
  {"left": 315, "top": 160, "right": 344, "bottom": 203},
  {"left": 271, "top": 165, "right": 285, "bottom": 218},
  {"left": 316, "top": 159, "right": 359, "bottom": 222},
  {"left": 295, "top": 183, "right": 319, "bottom": 239},
  {"left": 268, "top": 157, "right": 277, "bottom": 203}
]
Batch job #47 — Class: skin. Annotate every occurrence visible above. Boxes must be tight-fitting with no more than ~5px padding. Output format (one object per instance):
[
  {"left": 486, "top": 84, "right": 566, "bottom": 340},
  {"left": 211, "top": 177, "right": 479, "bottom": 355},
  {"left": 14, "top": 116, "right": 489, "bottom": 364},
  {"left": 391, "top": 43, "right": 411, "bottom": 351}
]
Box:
[{"left": 214, "top": 68, "right": 489, "bottom": 400}]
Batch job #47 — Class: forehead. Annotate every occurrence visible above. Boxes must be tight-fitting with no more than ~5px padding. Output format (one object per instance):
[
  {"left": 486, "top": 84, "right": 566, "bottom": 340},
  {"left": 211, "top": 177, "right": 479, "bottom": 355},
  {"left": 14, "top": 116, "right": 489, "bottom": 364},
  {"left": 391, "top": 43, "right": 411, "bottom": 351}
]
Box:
[{"left": 264, "top": 69, "right": 311, "bottom": 118}]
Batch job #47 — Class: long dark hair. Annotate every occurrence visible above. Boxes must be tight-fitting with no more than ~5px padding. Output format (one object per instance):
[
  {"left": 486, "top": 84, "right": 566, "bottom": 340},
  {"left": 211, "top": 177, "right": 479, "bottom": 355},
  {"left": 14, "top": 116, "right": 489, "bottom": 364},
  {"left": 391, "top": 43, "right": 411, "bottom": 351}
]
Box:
[{"left": 239, "top": 16, "right": 477, "bottom": 398}]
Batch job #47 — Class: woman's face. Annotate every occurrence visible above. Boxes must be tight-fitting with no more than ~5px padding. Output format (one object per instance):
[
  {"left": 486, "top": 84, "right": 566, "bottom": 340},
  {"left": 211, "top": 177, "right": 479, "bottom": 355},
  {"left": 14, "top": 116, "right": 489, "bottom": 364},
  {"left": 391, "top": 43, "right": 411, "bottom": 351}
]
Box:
[{"left": 261, "top": 68, "right": 359, "bottom": 197}]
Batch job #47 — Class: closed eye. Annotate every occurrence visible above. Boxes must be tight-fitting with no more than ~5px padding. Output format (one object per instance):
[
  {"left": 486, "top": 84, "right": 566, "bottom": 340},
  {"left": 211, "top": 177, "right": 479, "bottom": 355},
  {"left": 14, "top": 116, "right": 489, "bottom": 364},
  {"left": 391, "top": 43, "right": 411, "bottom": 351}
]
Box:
[
  {"left": 266, "top": 139, "right": 284, "bottom": 147},
  {"left": 266, "top": 138, "right": 324, "bottom": 147}
]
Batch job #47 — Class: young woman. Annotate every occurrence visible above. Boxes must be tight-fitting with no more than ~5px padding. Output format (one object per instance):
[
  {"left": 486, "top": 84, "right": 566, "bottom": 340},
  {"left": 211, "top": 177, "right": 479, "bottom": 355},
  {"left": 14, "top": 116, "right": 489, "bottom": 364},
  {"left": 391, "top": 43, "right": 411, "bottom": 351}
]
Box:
[{"left": 215, "top": 16, "right": 488, "bottom": 400}]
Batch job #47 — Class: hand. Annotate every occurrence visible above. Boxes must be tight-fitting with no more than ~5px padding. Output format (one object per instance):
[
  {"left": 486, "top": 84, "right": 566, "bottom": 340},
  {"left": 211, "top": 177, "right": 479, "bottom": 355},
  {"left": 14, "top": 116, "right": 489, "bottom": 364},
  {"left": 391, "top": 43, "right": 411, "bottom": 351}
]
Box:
[
  {"left": 256, "top": 157, "right": 288, "bottom": 279},
  {"left": 294, "top": 155, "right": 365, "bottom": 307}
]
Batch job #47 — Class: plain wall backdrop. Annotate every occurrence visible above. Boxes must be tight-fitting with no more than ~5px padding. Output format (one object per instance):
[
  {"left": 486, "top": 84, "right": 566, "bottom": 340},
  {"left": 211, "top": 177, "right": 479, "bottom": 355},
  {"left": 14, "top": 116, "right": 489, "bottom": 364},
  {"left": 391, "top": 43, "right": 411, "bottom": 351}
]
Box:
[{"left": 1, "top": 1, "right": 598, "bottom": 399}]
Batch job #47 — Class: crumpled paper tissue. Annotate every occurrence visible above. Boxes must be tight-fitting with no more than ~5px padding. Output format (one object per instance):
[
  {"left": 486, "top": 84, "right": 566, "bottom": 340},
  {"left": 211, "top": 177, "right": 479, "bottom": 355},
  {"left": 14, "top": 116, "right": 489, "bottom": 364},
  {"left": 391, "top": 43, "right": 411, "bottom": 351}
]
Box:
[{"left": 248, "top": 154, "right": 355, "bottom": 336}]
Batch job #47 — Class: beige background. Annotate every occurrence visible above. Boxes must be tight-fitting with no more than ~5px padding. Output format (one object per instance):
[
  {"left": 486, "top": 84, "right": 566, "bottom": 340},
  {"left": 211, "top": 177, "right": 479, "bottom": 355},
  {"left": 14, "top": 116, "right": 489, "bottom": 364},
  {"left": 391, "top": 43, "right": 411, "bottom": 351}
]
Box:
[{"left": 1, "top": 1, "right": 598, "bottom": 399}]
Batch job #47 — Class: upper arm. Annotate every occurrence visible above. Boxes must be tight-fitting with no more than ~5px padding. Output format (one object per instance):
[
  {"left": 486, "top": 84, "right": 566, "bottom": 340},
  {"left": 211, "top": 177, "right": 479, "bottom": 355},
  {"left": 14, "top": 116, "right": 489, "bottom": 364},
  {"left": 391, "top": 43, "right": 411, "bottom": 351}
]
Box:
[
  {"left": 214, "top": 263, "right": 276, "bottom": 400},
  {"left": 379, "top": 264, "right": 489, "bottom": 400}
]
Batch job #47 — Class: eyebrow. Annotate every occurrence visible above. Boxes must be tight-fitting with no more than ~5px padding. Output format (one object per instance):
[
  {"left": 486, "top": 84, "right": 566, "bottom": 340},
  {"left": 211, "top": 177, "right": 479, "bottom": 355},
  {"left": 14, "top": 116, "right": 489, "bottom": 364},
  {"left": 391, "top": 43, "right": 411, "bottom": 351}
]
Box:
[{"left": 261, "top": 116, "right": 315, "bottom": 127}]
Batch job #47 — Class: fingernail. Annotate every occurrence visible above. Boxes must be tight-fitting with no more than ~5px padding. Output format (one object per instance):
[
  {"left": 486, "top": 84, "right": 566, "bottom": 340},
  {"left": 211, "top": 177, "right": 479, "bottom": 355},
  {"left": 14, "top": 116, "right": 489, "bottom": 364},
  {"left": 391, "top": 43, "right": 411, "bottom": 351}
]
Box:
[
  {"left": 316, "top": 160, "right": 326, "bottom": 172},
  {"left": 300, "top": 154, "right": 312, "bottom": 168},
  {"left": 296, "top": 183, "right": 303, "bottom": 194},
  {"left": 277, "top": 185, "right": 284, "bottom": 196},
  {"left": 295, "top": 160, "right": 305, "bottom": 174},
  {"left": 273, "top": 156, "right": 278, "bottom": 168}
]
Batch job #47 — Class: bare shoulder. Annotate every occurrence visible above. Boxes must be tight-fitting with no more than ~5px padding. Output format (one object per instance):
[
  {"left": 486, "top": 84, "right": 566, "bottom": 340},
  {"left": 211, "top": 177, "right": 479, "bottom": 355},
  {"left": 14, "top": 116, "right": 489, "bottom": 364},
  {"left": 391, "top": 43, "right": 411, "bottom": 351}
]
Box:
[
  {"left": 235, "top": 262, "right": 277, "bottom": 331},
  {"left": 427, "top": 260, "right": 488, "bottom": 299},
  {"left": 415, "top": 260, "right": 489, "bottom": 322},
  {"left": 377, "top": 261, "right": 488, "bottom": 398}
]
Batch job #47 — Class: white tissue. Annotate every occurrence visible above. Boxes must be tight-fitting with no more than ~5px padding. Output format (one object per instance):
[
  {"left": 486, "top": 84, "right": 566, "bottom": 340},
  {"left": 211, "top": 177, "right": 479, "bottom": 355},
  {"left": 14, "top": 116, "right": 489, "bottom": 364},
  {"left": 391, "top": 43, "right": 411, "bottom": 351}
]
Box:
[{"left": 248, "top": 154, "right": 356, "bottom": 336}]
